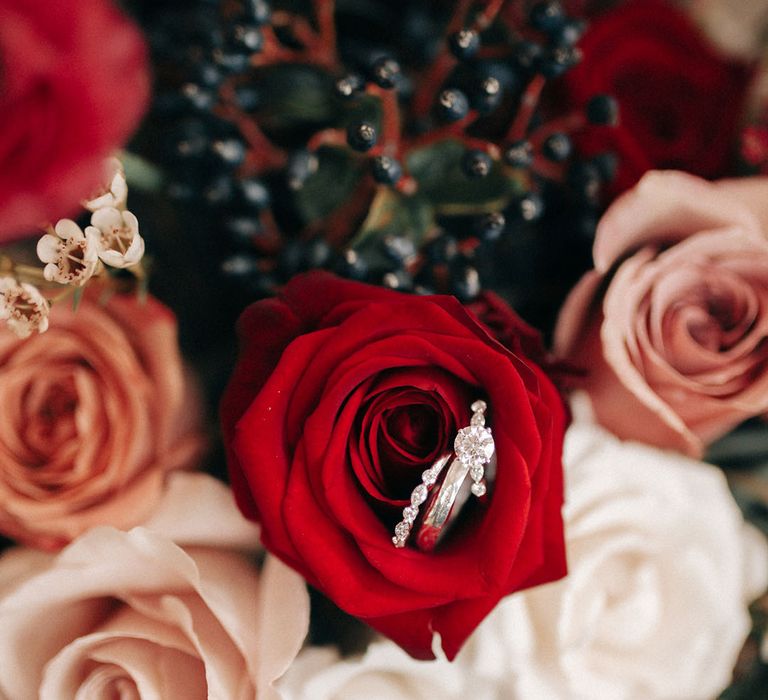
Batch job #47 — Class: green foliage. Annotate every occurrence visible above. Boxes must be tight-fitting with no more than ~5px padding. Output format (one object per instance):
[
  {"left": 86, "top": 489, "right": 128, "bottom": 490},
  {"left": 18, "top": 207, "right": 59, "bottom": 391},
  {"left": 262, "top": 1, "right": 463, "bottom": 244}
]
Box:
[
  {"left": 406, "top": 138, "right": 521, "bottom": 214},
  {"left": 293, "top": 146, "right": 364, "bottom": 224}
]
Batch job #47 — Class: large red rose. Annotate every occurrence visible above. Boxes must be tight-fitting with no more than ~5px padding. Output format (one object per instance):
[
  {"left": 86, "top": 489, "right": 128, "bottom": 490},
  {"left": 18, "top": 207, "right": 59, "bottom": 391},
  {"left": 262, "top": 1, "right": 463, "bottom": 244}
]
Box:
[
  {"left": 565, "top": 0, "right": 752, "bottom": 192},
  {"left": 221, "top": 272, "right": 567, "bottom": 660},
  {"left": 0, "top": 0, "right": 149, "bottom": 241}
]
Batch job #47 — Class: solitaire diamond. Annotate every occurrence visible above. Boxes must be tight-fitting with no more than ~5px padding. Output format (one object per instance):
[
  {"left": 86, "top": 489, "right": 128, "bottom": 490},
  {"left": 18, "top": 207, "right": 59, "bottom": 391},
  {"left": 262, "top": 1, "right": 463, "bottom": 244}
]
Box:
[{"left": 454, "top": 425, "right": 495, "bottom": 467}]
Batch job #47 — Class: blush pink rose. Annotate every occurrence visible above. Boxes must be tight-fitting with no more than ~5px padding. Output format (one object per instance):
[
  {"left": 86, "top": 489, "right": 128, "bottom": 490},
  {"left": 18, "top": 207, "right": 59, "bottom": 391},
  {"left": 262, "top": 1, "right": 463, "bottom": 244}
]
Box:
[
  {"left": 0, "top": 473, "right": 310, "bottom": 700},
  {"left": 0, "top": 290, "right": 204, "bottom": 549},
  {"left": 555, "top": 170, "right": 768, "bottom": 456}
]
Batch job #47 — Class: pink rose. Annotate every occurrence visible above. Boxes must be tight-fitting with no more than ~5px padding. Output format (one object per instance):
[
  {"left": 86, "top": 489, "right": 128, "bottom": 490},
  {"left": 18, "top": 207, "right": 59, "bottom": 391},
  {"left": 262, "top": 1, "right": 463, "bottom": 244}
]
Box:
[
  {"left": 0, "top": 291, "right": 204, "bottom": 549},
  {"left": 555, "top": 170, "right": 768, "bottom": 456},
  {"left": 0, "top": 473, "right": 310, "bottom": 699},
  {"left": 0, "top": 0, "right": 149, "bottom": 241}
]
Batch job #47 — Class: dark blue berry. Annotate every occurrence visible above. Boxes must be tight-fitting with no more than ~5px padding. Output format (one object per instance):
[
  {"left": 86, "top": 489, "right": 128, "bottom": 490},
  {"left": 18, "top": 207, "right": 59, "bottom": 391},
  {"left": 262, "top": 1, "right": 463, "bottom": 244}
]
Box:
[
  {"left": 347, "top": 122, "right": 377, "bottom": 152},
  {"left": 503, "top": 140, "right": 534, "bottom": 168},
  {"left": 514, "top": 41, "right": 544, "bottom": 71},
  {"left": 211, "top": 138, "right": 247, "bottom": 168},
  {"left": 568, "top": 161, "right": 602, "bottom": 204},
  {"left": 286, "top": 150, "right": 319, "bottom": 190},
  {"left": 305, "top": 238, "right": 333, "bottom": 269},
  {"left": 515, "top": 192, "right": 545, "bottom": 221},
  {"left": 213, "top": 49, "right": 252, "bottom": 75},
  {"left": 371, "top": 156, "right": 403, "bottom": 185},
  {"left": 462, "top": 150, "right": 493, "bottom": 178},
  {"left": 225, "top": 215, "right": 262, "bottom": 247},
  {"left": 529, "top": 1, "right": 566, "bottom": 32},
  {"left": 471, "top": 76, "right": 503, "bottom": 114},
  {"left": 538, "top": 46, "right": 581, "bottom": 77},
  {"left": 591, "top": 152, "right": 618, "bottom": 182},
  {"left": 381, "top": 269, "right": 413, "bottom": 290},
  {"left": 228, "top": 24, "right": 264, "bottom": 53},
  {"left": 178, "top": 83, "right": 216, "bottom": 112},
  {"left": 183, "top": 61, "right": 223, "bottom": 89},
  {"left": 542, "top": 132, "right": 572, "bottom": 162},
  {"left": 234, "top": 85, "right": 261, "bottom": 111},
  {"left": 334, "top": 249, "right": 369, "bottom": 280},
  {"left": 239, "top": 178, "right": 271, "bottom": 209},
  {"left": 587, "top": 95, "right": 619, "bottom": 126},
  {"left": 203, "top": 175, "right": 235, "bottom": 205},
  {"left": 436, "top": 88, "right": 469, "bottom": 122},
  {"left": 382, "top": 234, "right": 417, "bottom": 264},
  {"left": 335, "top": 73, "right": 365, "bottom": 99},
  {"left": 221, "top": 252, "right": 259, "bottom": 279},
  {"left": 449, "top": 29, "right": 480, "bottom": 60},
  {"left": 242, "top": 0, "right": 271, "bottom": 26},
  {"left": 370, "top": 57, "right": 401, "bottom": 89},
  {"left": 476, "top": 212, "right": 506, "bottom": 241},
  {"left": 552, "top": 18, "right": 586, "bottom": 47},
  {"left": 425, "top": 234, "right": 459, "bottom": 263},
  {"left": 450, "top": 264, "right": 481, "bottom": 301}
]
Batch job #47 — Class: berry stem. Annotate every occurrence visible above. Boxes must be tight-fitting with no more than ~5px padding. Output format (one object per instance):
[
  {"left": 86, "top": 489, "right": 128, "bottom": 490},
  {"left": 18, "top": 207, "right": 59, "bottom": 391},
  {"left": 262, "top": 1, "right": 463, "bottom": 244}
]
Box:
[
  {"left": 529, "top": 111, "right": 586, "bottom": 148},
  {"left": 370, "top": 85, "right": 401, "bottom": 154},
  {"left": 473, "top": 0, "right": 506, "bottom": 31},
  {"left": 313, "top": 0, "right": 338, "bottom": 65},
  {"left": 505, "top": 74, "right": 546, "bottom": 143}
]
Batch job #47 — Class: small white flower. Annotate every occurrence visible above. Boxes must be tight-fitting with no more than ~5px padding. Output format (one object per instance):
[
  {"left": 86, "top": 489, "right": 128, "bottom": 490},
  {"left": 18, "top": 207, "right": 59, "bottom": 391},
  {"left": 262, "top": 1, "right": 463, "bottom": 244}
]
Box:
[
  {"left": 83, "top": 157, "right": 128, "bottom": 211},
  {"left": 36, "top": 220, "right": 99, "bottom": 287},
  {"left": 89, "top": 207, "right": 145, "bottom": 269},
  {"left": 0, "top": 278, "right": 49, "bottom": 338}
]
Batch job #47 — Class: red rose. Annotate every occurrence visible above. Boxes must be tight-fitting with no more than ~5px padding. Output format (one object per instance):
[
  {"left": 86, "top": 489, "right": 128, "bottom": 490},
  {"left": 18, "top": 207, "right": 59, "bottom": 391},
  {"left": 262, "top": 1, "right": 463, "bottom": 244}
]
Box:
[
  {"left": 0, "top": 0, "right": 149, "bottom": 241},
  {"left": 221, "top": 272, "right": 567, "bottom": 660},
  {"left": 565, "top": 0, "right": 752, "bottom": 191}
]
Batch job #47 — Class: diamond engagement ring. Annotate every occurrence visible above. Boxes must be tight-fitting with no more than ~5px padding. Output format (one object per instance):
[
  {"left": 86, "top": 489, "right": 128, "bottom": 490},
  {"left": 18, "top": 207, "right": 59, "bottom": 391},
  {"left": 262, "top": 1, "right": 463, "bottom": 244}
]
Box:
[
  {"left": 392, "top": 453, "right": 452, "bottom": 548},
  {"left": 392, "top": 399, "right": 495, "bottom": 550}
]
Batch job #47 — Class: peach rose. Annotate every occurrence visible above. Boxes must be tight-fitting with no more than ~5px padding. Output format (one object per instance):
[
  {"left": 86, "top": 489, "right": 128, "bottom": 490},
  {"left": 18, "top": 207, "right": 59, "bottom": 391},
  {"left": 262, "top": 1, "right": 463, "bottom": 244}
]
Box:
[
  {"left": 0, "top": 290, "right": 204, "bottom": 549},
  {"left": 555, "top": 170, "right": 768, "bottom": 456},
  {"left": 0, "top": 472, "right": 310, "bottom": 699}
]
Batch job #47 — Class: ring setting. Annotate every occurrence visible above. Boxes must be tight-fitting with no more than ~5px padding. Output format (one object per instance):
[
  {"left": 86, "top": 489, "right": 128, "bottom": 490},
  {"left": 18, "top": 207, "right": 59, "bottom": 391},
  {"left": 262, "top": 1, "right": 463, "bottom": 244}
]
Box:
[{"left": 392, "top": 399, "right": 495, "bottom": 549}]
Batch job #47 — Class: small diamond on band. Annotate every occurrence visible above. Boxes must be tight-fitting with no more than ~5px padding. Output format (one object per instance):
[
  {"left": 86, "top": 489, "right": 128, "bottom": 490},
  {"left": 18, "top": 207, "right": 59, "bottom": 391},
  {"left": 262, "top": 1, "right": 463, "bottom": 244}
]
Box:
[{"left": 393, "top": 454, "right": 451, "bottom": 548}]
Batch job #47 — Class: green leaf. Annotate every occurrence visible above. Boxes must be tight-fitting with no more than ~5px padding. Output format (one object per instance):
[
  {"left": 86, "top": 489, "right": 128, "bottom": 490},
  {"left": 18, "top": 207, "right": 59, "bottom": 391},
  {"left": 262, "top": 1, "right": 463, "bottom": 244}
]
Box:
[
  {"left": 351, "top": 188, "right": 434, "bottom": 269},
  {"left": 293, "top": 146, "right": 364, "bottom": 225},
  {"left": 120, "top": 151, "right": 164, "bottom": 192},
  {"left": 255, "top": 64, "right": 342, "bottom": 133},
  {"left": 406, "top": 139, "right": 520, "bottom": 215}
]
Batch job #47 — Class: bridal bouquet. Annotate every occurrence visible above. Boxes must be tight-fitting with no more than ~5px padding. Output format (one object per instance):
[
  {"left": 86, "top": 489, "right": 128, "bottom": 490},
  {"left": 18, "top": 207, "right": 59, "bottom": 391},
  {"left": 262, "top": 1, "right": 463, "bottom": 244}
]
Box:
[{"left": 1, "top": 0, "right": 768, "bottom": 698}]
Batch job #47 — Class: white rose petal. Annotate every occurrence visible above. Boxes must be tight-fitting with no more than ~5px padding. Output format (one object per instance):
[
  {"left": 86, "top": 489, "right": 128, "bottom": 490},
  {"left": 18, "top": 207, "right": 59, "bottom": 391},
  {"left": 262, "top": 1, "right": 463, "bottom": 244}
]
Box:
[
  {"left": 279, "top": 639, "right": 497, "bottom": 700},
  {"left": 459, "top": 418, "right": 768, "bottom": 700}
]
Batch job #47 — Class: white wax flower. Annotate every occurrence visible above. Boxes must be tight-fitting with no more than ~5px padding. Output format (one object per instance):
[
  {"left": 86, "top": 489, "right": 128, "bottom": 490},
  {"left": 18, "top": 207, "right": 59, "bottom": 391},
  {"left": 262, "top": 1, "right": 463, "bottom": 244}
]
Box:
[{"left": 461, "top": 417, "right": 768, "bottom": 700}]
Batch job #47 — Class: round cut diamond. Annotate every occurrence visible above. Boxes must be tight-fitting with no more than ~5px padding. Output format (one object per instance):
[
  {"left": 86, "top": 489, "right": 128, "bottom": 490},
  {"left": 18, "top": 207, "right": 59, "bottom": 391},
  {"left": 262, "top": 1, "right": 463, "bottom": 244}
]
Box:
[
  {"left": 471, "top": 399, "right": 487, "bottom": 413},
  {"left": 454, "top": 425, "right": 495, "bottom": 466},
  {"left": 470, "top": 465, "right": 484, "bottom": 482},
  {"left": 421, "top": 468, "right": 437, "bottom": 485}
]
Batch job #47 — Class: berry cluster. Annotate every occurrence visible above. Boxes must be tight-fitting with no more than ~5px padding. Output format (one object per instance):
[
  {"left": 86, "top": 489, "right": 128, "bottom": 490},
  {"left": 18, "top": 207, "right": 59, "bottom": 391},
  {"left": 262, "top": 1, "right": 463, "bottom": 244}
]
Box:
[{"left": 131, "top": 0, "right": 618, "bottom": 326}]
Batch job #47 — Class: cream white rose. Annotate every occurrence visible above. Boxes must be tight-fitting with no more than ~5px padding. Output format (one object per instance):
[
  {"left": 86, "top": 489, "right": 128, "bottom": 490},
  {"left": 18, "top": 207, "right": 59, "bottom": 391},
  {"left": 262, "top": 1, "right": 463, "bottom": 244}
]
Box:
[
  {"left": 0, "top": 473, "right": 309, "bottom": 700},
  {"left": 460, "top": 418, "right": 768, "bottom": 700}
]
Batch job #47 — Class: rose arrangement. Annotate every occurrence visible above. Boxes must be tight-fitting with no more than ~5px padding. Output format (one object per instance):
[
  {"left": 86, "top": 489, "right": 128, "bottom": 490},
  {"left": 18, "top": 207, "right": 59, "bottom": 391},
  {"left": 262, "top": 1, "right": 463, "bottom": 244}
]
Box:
[{"left": 0, "top": 0, "right": 767, "bottom": 698}]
